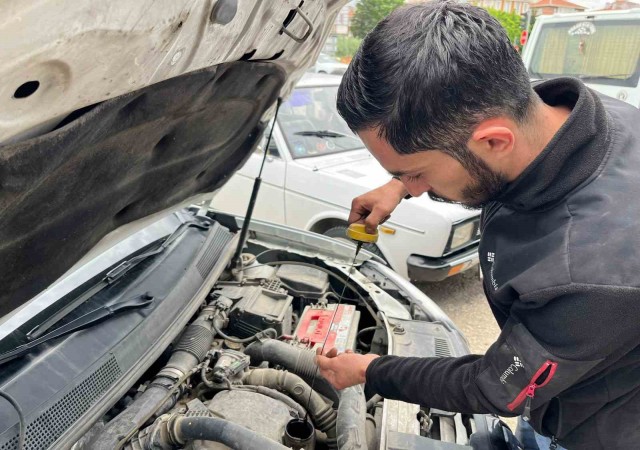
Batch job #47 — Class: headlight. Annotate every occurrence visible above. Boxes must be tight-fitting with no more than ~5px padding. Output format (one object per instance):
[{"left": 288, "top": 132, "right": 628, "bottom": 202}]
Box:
[{"left": 447, "top": 219, "right": 480, "bottom": 253}]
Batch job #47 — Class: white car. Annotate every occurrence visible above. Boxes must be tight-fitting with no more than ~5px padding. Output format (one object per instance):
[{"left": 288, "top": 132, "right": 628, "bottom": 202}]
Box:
[
  {"left": 310, "top": 53, "right": 349, "bottom": 75},
  {"left": 522, "top": 8, "right": 640, "bottom": 108},
  {"left": 213, "top": 74, "right": 481, "bottom": 282}
]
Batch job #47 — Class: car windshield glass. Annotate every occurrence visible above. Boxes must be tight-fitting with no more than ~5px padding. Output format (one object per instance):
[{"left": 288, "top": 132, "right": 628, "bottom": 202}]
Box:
[
  {"left": 279, "top": 86, "right": 363, "bottom": 159},
  {"left": 528, "top": 19, "right": 640, "bottom": 87},
  {"left": 318, "top": 54, "right": 335, "bottom": 63}
]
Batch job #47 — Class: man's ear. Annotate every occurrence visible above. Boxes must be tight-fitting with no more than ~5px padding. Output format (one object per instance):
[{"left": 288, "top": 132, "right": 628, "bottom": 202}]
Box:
[{"left": 470, "top": 118, "right": 516, "bottom": 160}]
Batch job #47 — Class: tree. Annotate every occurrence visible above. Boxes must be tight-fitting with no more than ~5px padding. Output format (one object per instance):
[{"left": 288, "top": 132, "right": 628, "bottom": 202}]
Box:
[
  {"left": 485, "top": 8, "right": 521, "bottom": 44},
  {"left": 336, "top": 36, "right": 362, "bottom": 60},
  {"left": 351, "top": 0, "right": 405, "bottom": 39}
]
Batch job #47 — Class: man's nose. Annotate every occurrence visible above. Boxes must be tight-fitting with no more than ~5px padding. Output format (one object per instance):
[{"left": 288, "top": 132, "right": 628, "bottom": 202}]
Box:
[{"left": 405, "top": 181, "right": 430, "bottom": 198}]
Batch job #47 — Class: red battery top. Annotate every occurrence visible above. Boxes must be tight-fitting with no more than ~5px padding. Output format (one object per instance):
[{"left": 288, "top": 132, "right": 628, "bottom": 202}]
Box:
[{"left": 295, "top": 304, "right": 357, "bottom": 353}]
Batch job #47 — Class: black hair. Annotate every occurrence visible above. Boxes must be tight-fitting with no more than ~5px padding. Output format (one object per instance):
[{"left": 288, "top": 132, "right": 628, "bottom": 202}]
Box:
[{"left": 337, "top": 0, "right": 535, "bottom": 156}]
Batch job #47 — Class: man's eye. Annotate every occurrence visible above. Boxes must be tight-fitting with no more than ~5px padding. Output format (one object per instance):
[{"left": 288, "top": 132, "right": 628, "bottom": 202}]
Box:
[{"left": 405, "top": 173, "right": 421, "bottom": 182}]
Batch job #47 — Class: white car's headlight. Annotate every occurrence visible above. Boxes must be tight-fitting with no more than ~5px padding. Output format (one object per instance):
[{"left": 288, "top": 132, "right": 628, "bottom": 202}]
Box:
[{"left": 446, "top": 219, "right": 480, "bottom": 253}]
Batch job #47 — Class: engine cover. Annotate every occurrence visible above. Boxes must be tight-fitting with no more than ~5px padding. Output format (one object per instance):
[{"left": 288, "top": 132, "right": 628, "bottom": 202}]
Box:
[{"left": 294, "top": 304, "right": 360, "bottom": 353}]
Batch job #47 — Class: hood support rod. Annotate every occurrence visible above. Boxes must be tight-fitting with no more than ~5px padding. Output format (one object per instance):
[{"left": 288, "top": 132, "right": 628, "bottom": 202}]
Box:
[{"left": 231, "top": 98, "right": 282, "bottom": 270}]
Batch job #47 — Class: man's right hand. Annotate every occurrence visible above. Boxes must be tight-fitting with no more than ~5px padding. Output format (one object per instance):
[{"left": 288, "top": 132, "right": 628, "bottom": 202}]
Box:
[{"left": 349, "top": 178, "right": 408, "bottom": 233}]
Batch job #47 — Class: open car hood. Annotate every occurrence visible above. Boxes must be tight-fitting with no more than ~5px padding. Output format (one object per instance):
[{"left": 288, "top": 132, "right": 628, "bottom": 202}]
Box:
[{"left": 0, "top": 0, "right": 346, "bottom": 315}]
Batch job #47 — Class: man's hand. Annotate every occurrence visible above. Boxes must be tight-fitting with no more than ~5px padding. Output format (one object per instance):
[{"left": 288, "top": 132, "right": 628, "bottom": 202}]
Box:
[
  {"left": 349, "top": 179, "right": 408, "bottom": 234},
  {"left": 315, "top": 348, "right": 380, "bottom": 390}
]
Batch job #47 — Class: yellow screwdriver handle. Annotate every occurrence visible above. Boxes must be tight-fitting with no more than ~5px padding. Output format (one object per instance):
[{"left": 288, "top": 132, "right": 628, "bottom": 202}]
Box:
[{"left": 346, "top": 223, "right": 379, "bottom": 243}]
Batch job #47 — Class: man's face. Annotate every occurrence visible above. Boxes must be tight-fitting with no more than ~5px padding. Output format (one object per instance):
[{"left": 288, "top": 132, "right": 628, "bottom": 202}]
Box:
[{"left": 358, "top": 128, "right": 507, "bottom": 208}]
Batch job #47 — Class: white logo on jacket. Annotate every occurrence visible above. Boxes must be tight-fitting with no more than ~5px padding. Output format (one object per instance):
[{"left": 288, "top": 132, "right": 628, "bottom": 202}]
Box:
[
  {"left": 486, "top": 251, "right": 499, "bottom": 290},
  {"left": 500, "top": 356, "right": 525, "bottom": 384}
]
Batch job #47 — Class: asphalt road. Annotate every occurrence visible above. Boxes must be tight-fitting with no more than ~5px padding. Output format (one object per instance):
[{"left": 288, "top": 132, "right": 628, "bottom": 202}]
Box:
[{"left": 417, "top": 270, "right": 519, "bottom": 432}]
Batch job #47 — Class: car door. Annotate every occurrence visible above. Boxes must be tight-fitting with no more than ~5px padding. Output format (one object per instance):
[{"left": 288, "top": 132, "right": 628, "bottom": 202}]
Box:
[{"left": 211, "top": 125, "right": 287, "bottom": 224}]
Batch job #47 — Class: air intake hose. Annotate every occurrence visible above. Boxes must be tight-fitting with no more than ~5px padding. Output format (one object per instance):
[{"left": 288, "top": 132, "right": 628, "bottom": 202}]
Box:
[
  {"left": 243, "top": 368, "right": 338, "bottom": 449},
  {"left": 90, "top": 307, "right": 221, "bottom": 449},
  {"left": 138, "top": 414, "right": 290, "bottom": 450},
  {"left": 244, "top": 338, "right": 339, "bottom": 403},
  {"left": 337, "top": 385, "right": 368, "bottom": 450}
]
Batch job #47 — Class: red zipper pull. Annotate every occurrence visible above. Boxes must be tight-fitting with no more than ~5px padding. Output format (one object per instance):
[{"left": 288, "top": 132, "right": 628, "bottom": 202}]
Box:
[{"left": 522, "top": 384, "right": 537, "bottom": 421}]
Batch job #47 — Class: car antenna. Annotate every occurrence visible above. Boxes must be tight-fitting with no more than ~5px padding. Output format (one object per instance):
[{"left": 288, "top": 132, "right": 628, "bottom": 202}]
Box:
[{"left": 231, "top": 97, "right": 282, "bottom": 272}]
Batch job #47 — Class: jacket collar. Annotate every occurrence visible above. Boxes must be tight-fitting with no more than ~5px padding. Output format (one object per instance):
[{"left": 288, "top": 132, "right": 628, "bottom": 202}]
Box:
[{"left": 495, "top": 77, "right": 611, "bottom": 212}]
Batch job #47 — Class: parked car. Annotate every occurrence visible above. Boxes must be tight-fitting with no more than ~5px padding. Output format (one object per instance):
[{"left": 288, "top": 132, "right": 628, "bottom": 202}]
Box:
[
  {"left": 0, "top": 2, "right": 513, "bottom": 450},
  {"left": 212, "top": 73, "right": 481, "bottom": 282},
  {"left": 522, "top": 8, "right": 640, "bottom": 108},
  {"left": 309, "top": 53, "right": 349, "bottom": 75}
]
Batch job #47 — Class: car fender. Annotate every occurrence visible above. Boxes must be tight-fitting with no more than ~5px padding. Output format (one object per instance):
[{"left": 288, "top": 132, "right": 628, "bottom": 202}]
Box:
[{"left": 304, "top": 210, "right": 350, "bottom": 233}]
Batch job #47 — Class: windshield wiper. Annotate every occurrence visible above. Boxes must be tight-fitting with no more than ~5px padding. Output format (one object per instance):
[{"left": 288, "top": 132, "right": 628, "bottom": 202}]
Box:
[
  {"left": 26, "top": 219, "right": 210, "bottom": 340},
  {"left": 294, "top": 130, "right": 352, "bottom": 138},
  {"left": 0, "top": 293, "right": 154, "bottom": 366},
  {"left": 577, "top": 74, "right": 630, "bottom": 81}
]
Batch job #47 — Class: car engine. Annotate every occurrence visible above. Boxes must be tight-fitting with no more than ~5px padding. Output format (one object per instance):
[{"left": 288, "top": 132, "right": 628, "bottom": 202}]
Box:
[{"left": 75, "top": 245, "right": 504, "bottom": 450}]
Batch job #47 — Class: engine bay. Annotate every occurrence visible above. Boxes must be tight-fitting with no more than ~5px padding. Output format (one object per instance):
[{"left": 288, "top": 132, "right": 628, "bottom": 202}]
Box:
[{"left": 62, "top": 218, "right": 506, "bottom": 450}]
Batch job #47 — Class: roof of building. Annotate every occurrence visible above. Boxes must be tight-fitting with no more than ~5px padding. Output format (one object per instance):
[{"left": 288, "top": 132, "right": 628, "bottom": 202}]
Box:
[
  {"left": 600, "top": 0, "right": 640, "bottom": 9},
  {"left": 530, "top": 0, "right": 586, "bottom": 9}
]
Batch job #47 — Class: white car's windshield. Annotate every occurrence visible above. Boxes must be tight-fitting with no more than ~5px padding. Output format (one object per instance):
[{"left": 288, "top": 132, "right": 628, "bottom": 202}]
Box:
[
  {"left": 318, "top": 54, "right": 336, "bottom": 63},
  {"left": 279, "top": 86, "right": 364, "bottom": 159},
  {"left": 529, "top": 19, "right": 640, "bottom": 87}
]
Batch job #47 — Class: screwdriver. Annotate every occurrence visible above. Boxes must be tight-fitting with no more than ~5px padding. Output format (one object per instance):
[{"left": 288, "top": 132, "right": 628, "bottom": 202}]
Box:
[{"left": 303, "top": 223, "right": 379, "bottom": 424}]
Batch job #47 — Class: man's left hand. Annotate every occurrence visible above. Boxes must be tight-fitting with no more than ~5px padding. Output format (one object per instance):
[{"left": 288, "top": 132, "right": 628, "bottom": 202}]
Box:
[{"left": 315, "top": 348, "right": 380, "bottom": 390}]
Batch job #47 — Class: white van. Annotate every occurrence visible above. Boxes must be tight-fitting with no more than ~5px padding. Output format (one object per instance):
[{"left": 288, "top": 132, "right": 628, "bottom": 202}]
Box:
[{"left": 522, "top": 8, "right": 640, "bottom": 108}]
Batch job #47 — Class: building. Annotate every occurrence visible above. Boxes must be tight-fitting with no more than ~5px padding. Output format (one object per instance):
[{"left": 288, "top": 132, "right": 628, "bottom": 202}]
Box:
[
  {"left": 529, "top": 0, "right": 586, "bottom": 15},
  {"left": 323, "top": 2, "right": 356, "bottom": 55},
  {"left": 600, "top": 0, "right": 640, "bottom": 9},
  {"left": 471, "top": 0, "right": 531, "bottom": 14}
]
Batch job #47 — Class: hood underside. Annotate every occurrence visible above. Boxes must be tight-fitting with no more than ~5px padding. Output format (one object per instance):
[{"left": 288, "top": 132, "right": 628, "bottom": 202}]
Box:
[{"left": 0, "top": 62, "right": 284, "bottom": 315}]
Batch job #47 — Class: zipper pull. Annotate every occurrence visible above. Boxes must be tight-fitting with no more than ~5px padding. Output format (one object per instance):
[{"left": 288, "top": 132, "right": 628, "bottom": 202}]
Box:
[
  {"left": 522, "top": 384, "right": 537, "bottom": 422},
  {"left": 550, "top": 436, "right": 559, "bottom": 450}
]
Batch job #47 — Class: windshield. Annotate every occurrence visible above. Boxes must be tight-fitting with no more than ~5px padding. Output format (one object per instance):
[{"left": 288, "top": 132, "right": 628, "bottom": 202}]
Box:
[
  {"left": 529, "top": 19, "right": 640, "bottom": 87},
  {"left": 279, "top": 86, "right": 364, "bottom": 159},
  {"left": 318, "top": 54, "right": 336, "bottom": 63}
]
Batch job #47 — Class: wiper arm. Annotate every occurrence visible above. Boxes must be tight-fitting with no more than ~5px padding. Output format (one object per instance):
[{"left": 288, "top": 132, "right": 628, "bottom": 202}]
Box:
[
  {"left": 0, "top": 293, "right": 154, "bottom": 366},
  {"left": 294, "top": 130, "right": 352, "bottom": 138},
  {"left": 578, "top": 74, "right": 630, "bottom": 80},
  {"left": 27, "top": 219, "right": 210, "bottom": 340}
]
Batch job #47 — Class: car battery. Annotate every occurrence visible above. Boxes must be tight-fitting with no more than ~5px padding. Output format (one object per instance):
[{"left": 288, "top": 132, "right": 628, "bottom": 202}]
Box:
[{"left": 294, "top": 304, "right": 360, "bottom": 353}]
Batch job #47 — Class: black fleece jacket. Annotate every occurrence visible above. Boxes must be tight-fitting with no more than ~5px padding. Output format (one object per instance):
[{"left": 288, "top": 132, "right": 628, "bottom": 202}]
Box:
[{"left": 365, "top": 78, "right": 640, "bottom": 450}]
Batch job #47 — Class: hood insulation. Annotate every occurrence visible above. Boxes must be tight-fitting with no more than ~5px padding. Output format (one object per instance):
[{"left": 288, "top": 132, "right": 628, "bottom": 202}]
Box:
[{"left": 0, "top": 61, "right": 284, "bottom": 315}]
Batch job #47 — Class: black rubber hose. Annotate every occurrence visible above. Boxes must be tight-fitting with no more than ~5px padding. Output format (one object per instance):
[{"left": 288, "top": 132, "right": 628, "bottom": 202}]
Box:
[
  {"left": 243, "top": 368, "right": 338, "bottom": 449},
  {"left": 244, "top": 338, "right": 339, "bottom": 404},
  {"left": 0, "top": 390, "right": 25, "bottom": 450},
  {"left": 173, "top": 415, "right": 289, "bottom": 450},
  {"left": 357, "top": 326, "right": 380, "bottom": 348}
]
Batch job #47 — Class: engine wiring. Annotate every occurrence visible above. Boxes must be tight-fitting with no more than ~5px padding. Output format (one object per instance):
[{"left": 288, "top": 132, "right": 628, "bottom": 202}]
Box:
[
  {"left": 0, "top": 390, "right": 25, "bottom": 450},
  {"left": 356, "top": 326, "right": 382, "bottom": 349},
  {"left": 211, "top": 317, "right": 277, "bottom": 344}
]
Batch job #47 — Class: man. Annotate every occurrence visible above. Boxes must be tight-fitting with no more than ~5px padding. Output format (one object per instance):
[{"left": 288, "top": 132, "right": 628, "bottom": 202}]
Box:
[{"left": 315, "top": 2, "right": 640, "bottom": 449}]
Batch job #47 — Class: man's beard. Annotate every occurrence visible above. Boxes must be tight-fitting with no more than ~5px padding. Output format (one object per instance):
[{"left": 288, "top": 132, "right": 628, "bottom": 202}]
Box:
[{"left": 429, "top": 146, "right": 508, "bottom": 209}]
